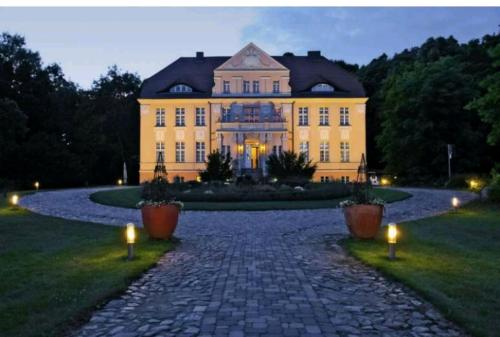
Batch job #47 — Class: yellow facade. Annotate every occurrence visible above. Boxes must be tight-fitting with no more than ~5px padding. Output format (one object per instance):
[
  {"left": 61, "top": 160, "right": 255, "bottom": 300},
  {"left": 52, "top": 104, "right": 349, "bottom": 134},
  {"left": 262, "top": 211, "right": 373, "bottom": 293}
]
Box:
[{"left": 139, "top": 43, "right": 367, "bottom": 183}]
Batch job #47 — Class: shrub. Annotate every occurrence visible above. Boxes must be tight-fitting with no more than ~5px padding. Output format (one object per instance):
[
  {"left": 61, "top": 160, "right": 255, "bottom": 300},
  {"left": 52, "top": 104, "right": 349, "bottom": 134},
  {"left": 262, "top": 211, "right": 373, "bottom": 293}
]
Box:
[
  {"left": 200, "top": 150, "right": 233, "bottom": 182},
  {"left": 141, "top": 177, "right": 175, "bottom": 202},
  {"left": 266, "top": 151, "right": 317, "bottom": 184}
]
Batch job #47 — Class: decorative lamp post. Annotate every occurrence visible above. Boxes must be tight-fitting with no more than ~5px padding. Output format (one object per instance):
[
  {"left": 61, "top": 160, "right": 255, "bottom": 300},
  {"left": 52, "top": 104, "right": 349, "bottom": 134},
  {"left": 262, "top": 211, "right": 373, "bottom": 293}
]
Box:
[
  {"left": 10, "top": 194, "right": 19, "bottom": 207},
  {"left": 452, "top": 197, "right": 460, "bottom": 210},
  {"left": 126, "top": 223, "right": 136, "bottom": 260},
  {"left": 34, "top": 181, "right": 40, "bottom": 192},
  {"left": 387, "top": 223, "right": 398, "bottom": 260}
]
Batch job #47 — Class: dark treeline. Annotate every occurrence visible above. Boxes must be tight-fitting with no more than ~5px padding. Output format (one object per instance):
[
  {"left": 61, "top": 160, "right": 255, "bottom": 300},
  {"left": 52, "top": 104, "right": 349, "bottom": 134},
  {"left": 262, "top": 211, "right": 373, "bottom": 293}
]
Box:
[
  {"left": 0, "top": 33, "right": 141, "bottom": 189},
  {"left": 1, "top": 32, "right": 499, "bottom": 189},
  {"left": 336, "top": 34, "right": 500, "bottom": 184}
]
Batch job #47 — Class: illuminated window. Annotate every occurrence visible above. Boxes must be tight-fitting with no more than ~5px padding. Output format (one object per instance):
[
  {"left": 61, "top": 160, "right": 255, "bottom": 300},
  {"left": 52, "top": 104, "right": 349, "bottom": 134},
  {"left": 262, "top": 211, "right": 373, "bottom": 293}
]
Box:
[
  {"left": 175, "top": 142, "right": 185, "bottom": 162},
  {"left": 319, "top": 107, "right": 329, "bottom": 126},
  {"left": 340, "top": 142, "right": 350, "bottom": 162},
  {"left": 299, "top": 141, "right": 309, "bottom": 161},
  {"left": 223, "top": 81, "right": 230, "bottom": 94},
  {"left": 155, "top": 108, "right": 165, "bottom": 126},
  {"left": 195, "top": 107, "right": 205, "bottom": 126},
  {"left": 175, "top": 108, "right": 185, "bottom": 126},
  {"left": 341, "top": 176, "right": 350, "bottom": 184},
  {"left": 196, "top": 142, "right": 205, "bottom": 163},
  {"left": 252, "top": 81, "right": 260, "bottom": 93},
  {"left": 298, "top": 107, "right": 309, "bottom": 126},
  {"left": 155, "top": 142, "right": 165, "bottom": 161},
  {"left": 243, "top": 81, "right": 250, "bottom": 93},
  {"left": 320, "top": 142, "right": 329, "bottom": 162},
  {"left": 272, "top": 81, "right": 280, "bottom": 93},
  {"left": 340, "top": 107, "right": 350, "bottom": 126}
]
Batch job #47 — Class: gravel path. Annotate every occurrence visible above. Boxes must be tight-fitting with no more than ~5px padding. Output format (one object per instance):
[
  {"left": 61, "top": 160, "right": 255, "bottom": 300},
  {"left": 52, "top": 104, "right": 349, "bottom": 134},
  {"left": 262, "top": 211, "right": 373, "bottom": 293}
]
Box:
[{"left": 20, "top": 187, "right": 475, "bottom": 337}]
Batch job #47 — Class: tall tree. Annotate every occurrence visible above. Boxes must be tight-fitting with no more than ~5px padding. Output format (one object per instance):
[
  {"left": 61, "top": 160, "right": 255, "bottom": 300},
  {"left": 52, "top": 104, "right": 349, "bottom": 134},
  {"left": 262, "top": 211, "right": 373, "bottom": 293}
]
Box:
[
  {"left": 376, "top": 57, "right": 484, "bottom": 182},
  {"left": 466, "top": 44, "right": 500, "bottom": 146}
]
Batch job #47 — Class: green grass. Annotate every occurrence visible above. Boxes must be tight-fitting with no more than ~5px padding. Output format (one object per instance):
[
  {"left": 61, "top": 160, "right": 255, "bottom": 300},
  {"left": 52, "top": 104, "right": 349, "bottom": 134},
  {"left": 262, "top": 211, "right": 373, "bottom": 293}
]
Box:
[
  {"left": 0, "top": 192, "right": 173, "bottom": 337},
  {"left": 90, "top": 187, "right": 411, "bottom": 211},
  {"left": 344, "top": 201, "right": 500, "bottom": 337}
]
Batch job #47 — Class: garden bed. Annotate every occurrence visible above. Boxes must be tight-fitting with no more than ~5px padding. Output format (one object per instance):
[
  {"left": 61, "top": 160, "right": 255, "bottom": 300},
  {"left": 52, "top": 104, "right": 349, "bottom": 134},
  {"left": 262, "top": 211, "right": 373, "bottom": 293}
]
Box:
[{"left": 90, "top": 184, "right": 411, "bottom": 211}]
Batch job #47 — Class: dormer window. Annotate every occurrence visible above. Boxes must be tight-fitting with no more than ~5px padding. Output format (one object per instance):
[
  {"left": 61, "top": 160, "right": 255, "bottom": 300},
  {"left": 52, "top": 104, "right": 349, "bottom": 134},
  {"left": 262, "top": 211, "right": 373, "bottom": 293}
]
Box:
[
  {"left": 311, "top": 83, "right": 334, "bottom": 92},
  {"left": 169, "top": 84, "right": 193, "bottom": 93}
]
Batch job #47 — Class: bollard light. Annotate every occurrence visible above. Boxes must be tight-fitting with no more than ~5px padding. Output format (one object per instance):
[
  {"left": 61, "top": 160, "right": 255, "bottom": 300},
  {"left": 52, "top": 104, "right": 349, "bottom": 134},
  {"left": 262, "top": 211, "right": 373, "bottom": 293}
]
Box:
[
  {"left": 34, "top": 181, "right": 40, "bottom": 191},
  {"left": 469, "top": 180, "right": 478, "bottom": 189},
  {"left": 10, "top": 194, "right": 19, "bottom": 207},
  {"left": 117, "top": 179, "right": 123, "bottom": 186},
  {"left": 387, "top": 223, "right": 398, "bottom": 260},
  {"left": 126, "top": 223, "right": 136, "bottom": 260},
  {"left": 452, "top": 197, "right": 460, "bottom": 210}
]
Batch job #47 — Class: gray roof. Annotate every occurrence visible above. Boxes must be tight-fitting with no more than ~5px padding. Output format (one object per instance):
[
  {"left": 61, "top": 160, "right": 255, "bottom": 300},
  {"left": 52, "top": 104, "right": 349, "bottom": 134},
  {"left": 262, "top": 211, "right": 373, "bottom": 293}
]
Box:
[{"left": 140, "top": 54, "right": 365, "bottom": 99}]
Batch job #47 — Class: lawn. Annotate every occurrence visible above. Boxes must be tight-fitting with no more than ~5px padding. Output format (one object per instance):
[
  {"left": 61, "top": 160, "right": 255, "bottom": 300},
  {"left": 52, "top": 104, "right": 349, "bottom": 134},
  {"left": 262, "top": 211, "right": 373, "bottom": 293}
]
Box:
[
  {"left": 344, "top": 201, "right": 500, "bottom": 337},
  {"left": 0, "top": 192, "right": 173, "bottom": 337},
  {"left": 90, "top": 186, "right": 411, "bottom": 211}
]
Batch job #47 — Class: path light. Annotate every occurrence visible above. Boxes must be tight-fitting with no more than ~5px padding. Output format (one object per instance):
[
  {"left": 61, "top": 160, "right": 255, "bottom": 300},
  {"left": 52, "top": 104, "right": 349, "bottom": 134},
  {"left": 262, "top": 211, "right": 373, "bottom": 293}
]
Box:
[
  {"left": 196, "top": 175, "right": 202, "bottom": 183},
  {"left": 126, "top": 223, "right": 136, "bottom": 260},
  {"left": 381, "top": 178, "right": 390, "bottom": 186},
  {"left": 469, "top": 180, "right": 478, "bottom": 189},
  {"left": 387, "top": 223, "right": 398, "bottom": 260},
  {"left": 34, "top": 181, "right": 40, "bottom": 192},
  {"left": 10, "top": 194, "right": 19, "bottom": 207},
  {"left": 117, "top": 179, "right": 123, "bottom": 186},
  {"left": 452, "top": 197, "right": 460, "bottom": 210}
]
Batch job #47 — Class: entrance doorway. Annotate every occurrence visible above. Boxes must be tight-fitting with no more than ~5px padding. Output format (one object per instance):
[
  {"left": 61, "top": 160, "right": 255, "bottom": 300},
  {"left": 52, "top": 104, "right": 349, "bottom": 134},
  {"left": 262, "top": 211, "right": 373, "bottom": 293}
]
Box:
[{"left": 251, "top": 146, "right": 259, "bottom": 169}]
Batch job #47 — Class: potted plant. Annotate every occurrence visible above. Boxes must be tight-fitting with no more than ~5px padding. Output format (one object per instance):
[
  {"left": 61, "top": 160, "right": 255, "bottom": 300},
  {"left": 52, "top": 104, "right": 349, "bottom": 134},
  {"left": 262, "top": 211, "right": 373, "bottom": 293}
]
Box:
[
  {"left": 340, "top": 182, "right": 385, "bottom": 239},
  {"left": 137, "top": 177, "right": 183, "bottom": 240}
]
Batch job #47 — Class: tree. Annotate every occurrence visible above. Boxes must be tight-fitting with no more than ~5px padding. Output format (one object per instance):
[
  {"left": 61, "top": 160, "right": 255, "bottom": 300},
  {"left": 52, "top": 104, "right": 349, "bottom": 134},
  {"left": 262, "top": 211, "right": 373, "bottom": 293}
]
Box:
[
  {"left": 199, "top": 150, "right": 233, "bottom": 182},
  {"left": 466, "top": 44, "right": 500, "bottom": 146},
  {"left": 72, "top": 66, "right": 141, "bottom": 185},
  {"left": 266, "top": 151, "right": 316, "bottom": 183},
  {"left": 376, "top": 57, "right": 484, "bottom": 182}
]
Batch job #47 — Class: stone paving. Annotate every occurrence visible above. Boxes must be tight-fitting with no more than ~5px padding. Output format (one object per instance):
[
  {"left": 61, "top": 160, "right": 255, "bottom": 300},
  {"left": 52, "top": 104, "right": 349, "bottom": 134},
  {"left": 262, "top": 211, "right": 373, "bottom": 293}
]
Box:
[{"left": 20, "top": 188, "right": 476, "bottom": 337}]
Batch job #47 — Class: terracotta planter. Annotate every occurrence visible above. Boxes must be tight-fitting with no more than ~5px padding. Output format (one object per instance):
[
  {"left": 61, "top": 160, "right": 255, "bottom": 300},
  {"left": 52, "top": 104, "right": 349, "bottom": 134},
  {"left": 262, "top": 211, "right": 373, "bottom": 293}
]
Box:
[
  {"left": 343, "top": 204, "right": 383, "bottom": 239},
  {"left": 141, "top": 204, "right": 180, "bottom": 240}
]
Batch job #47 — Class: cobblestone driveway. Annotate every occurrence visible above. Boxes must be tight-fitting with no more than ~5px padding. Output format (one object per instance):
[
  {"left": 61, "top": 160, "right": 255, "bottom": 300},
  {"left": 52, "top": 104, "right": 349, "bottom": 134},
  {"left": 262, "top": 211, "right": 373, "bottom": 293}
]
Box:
[{"left": 21, "top": 188, "right": 475, "bottom": 337}]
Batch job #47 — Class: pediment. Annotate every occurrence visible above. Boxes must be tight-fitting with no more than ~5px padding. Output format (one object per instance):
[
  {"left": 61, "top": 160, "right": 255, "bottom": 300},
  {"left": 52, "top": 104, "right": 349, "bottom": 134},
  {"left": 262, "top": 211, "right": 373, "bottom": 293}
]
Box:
[{"left": 216, "top": 43, "right": 288, "bottom": 71}]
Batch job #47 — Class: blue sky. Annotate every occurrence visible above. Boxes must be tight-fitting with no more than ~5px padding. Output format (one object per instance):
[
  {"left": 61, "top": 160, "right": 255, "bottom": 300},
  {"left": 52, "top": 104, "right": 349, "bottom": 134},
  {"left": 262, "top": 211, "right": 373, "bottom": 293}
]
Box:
[{"left": 1, "top": 7, "right": 498, "bottom": 88}]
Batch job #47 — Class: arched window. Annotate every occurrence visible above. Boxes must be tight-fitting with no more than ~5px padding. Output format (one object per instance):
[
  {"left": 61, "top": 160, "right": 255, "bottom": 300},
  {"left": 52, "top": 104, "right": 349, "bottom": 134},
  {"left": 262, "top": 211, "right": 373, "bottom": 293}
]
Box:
[
  {"left": 311, "top": 83, "right": 335, "bottom": 92},
  {"left": 169, "top": 84, "right": 193, "bottom": 93}
]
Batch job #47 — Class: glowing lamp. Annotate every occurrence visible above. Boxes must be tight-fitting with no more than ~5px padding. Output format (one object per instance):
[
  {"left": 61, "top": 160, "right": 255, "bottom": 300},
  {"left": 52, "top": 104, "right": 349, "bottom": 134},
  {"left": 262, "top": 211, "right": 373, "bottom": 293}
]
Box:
[
  {"left": 452, "top": 197, "right": 460, "bottom": 210},
  {"left": 259, "top": 144, "right": 266, "bottom": 153},
  {"left": 387, "top": 223, "right": 398, "bottom": 260},
  {"left": 34, "top": 181, "right": 40, "bottom": 191},
  {"left": 469, "top": 180, "right": 478, "bottom": 189},
  {"left": 381, "top": 178, "right": 389, "bottom": 186},
  {"left": 125, "top": 223, "right": 136, "bottom": 260},
  {"left": 117, "top": 179, "right": 123, "bottom": 186},
  {"left": 11, "top": 194, "right": 19, "bottom": 207},
  {"left": 237, "top": 144, "right": 244, "bottom": 154},
  {"left": 196, "top": 176, "right": 202, "bottom": 183}
]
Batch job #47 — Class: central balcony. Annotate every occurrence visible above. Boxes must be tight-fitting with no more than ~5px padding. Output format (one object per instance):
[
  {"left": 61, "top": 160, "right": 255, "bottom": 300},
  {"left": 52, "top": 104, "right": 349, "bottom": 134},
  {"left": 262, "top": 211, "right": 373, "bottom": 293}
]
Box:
[{"left": 216, "top": 102, "right": 287, "bottom": 132}]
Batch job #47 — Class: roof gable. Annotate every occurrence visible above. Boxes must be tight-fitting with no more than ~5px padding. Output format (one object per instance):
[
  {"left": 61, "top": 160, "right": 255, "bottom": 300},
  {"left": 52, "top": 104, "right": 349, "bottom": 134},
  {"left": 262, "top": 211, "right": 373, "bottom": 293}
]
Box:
[{"left": 216, "top": 43, "right": 288, "bottom": 71}]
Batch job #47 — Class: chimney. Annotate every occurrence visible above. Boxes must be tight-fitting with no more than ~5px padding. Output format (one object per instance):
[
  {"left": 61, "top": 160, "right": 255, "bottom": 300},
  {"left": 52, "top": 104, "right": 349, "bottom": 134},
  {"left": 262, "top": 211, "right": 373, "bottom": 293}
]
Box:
[
  {"left": 196, "top": 51, "right": 204, "bottom": 60},
  {"left": 307, "top": 51, "right": 321, "bottom": 58}
]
